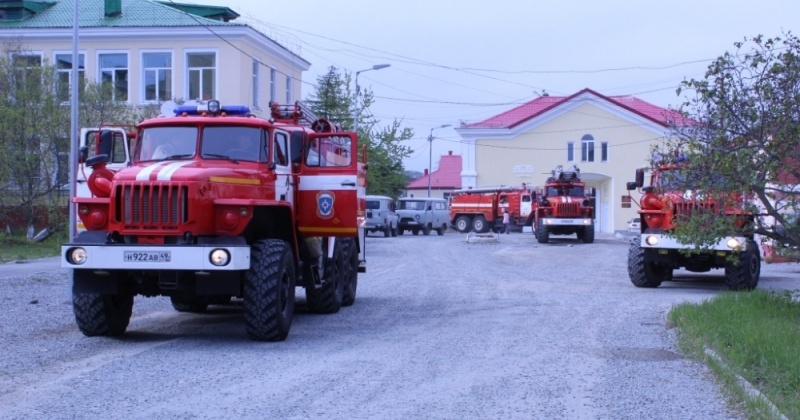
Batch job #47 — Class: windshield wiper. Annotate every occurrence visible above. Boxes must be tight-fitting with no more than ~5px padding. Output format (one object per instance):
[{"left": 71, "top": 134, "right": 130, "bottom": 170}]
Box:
[
  {"left": 202, "top": 153, "right": 239, "bottom": 163},
  {"left": 161, "top": 154, "right": 194, "bottom": 160}
]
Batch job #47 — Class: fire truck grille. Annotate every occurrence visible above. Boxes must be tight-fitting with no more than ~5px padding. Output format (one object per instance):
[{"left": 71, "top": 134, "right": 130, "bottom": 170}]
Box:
[
  {"left": 117, "top": 184, "right": 189, "bottom": 230},
  {"left": 674, "top": 202, "right": 717, "bottom": 218},
  {"left": 557, "top": 203, "right": 579, "bottom": 216}
]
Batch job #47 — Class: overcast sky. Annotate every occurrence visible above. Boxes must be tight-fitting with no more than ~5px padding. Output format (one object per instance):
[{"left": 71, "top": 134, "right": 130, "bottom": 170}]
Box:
[{"left": 187, "top": 0, "right": 797, "bottom": 172}]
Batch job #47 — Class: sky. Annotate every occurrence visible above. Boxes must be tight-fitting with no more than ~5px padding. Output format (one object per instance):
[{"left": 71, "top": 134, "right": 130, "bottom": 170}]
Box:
[{"left": 186, "top": 0, "right": 797, "bottom": 173}]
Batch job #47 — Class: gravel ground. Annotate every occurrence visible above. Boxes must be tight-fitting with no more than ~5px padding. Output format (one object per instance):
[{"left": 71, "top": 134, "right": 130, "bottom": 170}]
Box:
[{"left": 1, "top": 232, "right": 798, "bottom": 419}]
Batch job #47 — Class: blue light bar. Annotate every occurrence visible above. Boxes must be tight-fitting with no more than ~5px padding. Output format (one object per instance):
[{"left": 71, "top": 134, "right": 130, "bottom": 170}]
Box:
[{"left": 173, "top": 102, "right": 251, "bottom": 116}]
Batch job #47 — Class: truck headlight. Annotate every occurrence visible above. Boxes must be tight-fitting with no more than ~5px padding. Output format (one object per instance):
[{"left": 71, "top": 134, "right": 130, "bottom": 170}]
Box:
[
  {"left": 645, "top": 235, "right": 659, "bottom": 246},
  {"left": 726, "top": 238, "right": 742, "bottom": 250},
  {"left": 67, "top": 247, "right": 88, "bottom": 265},
  {"left": 209, "top": 249, "right": 230, "bottom": 266}
]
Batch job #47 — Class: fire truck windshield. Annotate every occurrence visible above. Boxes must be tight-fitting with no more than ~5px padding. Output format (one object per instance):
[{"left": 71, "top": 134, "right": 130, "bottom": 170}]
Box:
[
  {"left": 545, "top": 186, "right": 585, "bottom": 197},
  {"left": 201, "top": 126, "right": 263, "bottom": 162},
  {"left": 139, "top": 127, "right": 197, "bottom": 161}
]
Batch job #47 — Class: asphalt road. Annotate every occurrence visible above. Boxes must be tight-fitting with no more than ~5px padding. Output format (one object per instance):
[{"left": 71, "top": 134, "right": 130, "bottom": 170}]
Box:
[{"left": 1, "top": 232, "right": 798, "bottom": 419}]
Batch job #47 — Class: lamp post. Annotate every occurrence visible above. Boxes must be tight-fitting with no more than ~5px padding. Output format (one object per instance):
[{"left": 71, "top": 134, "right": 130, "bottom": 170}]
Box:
[
  {"left": 352, "top": 64, "right": 390, "bottom": 135},
  {"left": 428, "top": 124, "right": 452, "bottom": 197}
]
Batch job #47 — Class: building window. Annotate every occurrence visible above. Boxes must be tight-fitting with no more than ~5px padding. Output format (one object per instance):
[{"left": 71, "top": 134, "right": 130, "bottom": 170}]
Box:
[
  {"left": 142, "top": 52, "right": 172, "bottom": 102},
  {"left": 270, "top": 68, "right": 277, "bottom": 102},
  {"left": 252, "top": 59, "right": 260, "bottom": 109},
  {"left": 99, "top": 53, "right": 128, "bottom": 101},
  {"left": 567, "top": 142, "right": 574, "bottom": 162},
  {"left": 601, "top": 141, "right": 608, "bottom": 162},
  {"left": 55, "top": 53, "right": 85, "bottom": 102},
  {"left": 581, "top": 134, "right": 595, "bottom": 162},
  {"left": 12, "top": 53, "right": 42, "bottom": 92},
  {"left": 187, "top": 52, "right": 215, "bottom": 101},
  {"left": 285, "top": 75, "right": 292, "bottom": 104}
]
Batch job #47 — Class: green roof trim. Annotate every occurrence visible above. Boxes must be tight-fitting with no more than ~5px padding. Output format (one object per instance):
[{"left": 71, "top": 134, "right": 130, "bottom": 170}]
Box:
[{"left": 155, "top": 1, "right": 239, "bottom": 22}]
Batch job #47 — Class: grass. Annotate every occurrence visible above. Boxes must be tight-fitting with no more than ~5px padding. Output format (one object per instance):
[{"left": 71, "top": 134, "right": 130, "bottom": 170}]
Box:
[
  {"left": 669, "top": 290, "right": 800, "bottom": 419},
  {"left": 0, "top": 231, "right": 66, "bottom": 263}
]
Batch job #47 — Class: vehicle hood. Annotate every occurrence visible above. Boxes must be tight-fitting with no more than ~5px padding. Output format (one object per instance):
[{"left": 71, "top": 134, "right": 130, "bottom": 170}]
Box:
[{"left": 114, "top": 161, "right": 264, "bottom": 183}]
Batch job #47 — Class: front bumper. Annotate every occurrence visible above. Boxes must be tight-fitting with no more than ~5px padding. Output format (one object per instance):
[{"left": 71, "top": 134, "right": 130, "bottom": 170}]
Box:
[
  {"left": 638, "top": 234, "right": 746, "bottom": 251},
  {"left": 61, "top": 244, "right": 251, "bottom": 271}
]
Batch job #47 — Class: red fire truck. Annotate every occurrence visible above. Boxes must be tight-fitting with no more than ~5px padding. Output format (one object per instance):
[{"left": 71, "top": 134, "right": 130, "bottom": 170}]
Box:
[
  {"left": 61, "top": 100, "right": 366, "bottom": 341},
  {"left": 449, "top": 186, "right": 535, "bottom": 233},
  {"left": 532, "top": 165, "right": 595, "bottom": 243}
]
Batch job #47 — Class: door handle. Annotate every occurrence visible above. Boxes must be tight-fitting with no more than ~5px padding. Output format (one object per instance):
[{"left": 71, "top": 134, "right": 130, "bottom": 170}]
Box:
[{"left": 341, "top": 181, "right": 356, "bottom": 186}]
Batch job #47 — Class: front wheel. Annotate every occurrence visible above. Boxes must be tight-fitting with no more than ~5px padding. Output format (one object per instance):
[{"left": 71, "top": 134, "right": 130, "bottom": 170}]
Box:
[
  {"left": 725, "top": 240, "right": 760, "bottom": 291},
  {"left": 535, "top": 222, "right": 549, "bottom": 244},
  {"left": 627, "top": 238, "right": 665, "bottom": 288},
  {"left": 243, "top": 239, "right": 296, "bottom": 341},
  {"left": 73, "top": 291, "right": 134, "bottom": 337},
  {"left": 306, "top": 239, "right": 345, "bottom": 314},
  {"left": 454, "top": 216, "right": 472, "bottom": 233},
  {"left": 342, "top": 238, "right": 359, "bottom": 306},
  {"left": 582, "top": 226, "right": 595, "bottom": 243}
]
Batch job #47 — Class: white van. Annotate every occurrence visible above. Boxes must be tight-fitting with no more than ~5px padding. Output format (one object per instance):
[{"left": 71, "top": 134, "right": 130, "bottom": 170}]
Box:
[
  {"left": 365, "top": 195, "right": 398, "bottom": 237},
  {"left": 396, "top": 197, "right": 449, "bottom": 236}
]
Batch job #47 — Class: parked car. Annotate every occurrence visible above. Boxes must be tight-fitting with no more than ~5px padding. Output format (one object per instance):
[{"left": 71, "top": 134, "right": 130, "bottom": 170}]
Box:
[
  {"left": 627, "top": 217, "right": 641, "bottom": 233},
  {"left": 365, "top": 195, "right": 398, "bottom": 237},
  {"left": 396, "top": 197, "right": 450, "bottom": 236}
]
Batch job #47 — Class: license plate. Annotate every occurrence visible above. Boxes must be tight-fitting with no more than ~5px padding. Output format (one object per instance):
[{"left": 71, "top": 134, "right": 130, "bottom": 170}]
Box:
[
  {"left": 124, "top": 251, "right": 171, "bottom": 263},
  {"left": 562, "top": 220, "right": 573, "bottom": 224}
]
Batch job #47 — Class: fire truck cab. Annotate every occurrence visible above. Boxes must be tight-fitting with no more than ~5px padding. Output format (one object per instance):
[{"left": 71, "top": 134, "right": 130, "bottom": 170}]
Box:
[{"left": 62, "top": 100, "right": 366, "bottom": 341}]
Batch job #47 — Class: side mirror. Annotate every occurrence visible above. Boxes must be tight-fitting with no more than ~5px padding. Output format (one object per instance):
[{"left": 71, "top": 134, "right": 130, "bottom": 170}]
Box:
[
  {"left": 635, "top": 168, "right": 645, "bottom": 188},
  {"left": 626, "top": 181, "right": 637, "bottom": 191},
  {"left": 79, "top": 145, "right": 88, "bottom": 163}
]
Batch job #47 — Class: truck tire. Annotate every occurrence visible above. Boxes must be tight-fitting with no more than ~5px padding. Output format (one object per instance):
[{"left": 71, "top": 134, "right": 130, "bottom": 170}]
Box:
[
  {"left": 398, "top": 227, "right": 405, "bottom": 236},
  {"left": 73, "top": 291, "right": 134, "bottom": 337},
  {"left": 724, "top": 240, "right": 760, "bottom": 291},
  {"left": 535, "top": 223, "right": 549, "bottom": 243},
  {"left": 170, "top": 296, "right": 210, "bottom": 313},
  {"left": 582, "top": 226, "right": 595, "bottom": 243},
  {"left": 454, "top": 216, "right": 472, "bottom": 233},
  {"left": 306, "top": 240, "right": 345, "bottom": 314},
  {"left": 244, "top": 239, "right": 296, "bottom": 341},
  {"left": 342, "top": 238, "right": 359, "bottom": 307},
  {"left": 627, "top": 238, "right": 665, "bottom": 288},
  {"left": 472, "top": 216, "right": 490, "bottom": 233}
]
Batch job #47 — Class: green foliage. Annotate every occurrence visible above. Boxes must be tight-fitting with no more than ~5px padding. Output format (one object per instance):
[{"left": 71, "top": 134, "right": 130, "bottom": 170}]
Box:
[
  {"left": 305, "top": 66, "right": 413, "bottom": 198},
  {"left": 670, "top": 32, "right": 800, "bottom": 249},
  {"left": 0, "top": 232, "right": 65, "bottom": 263},
  {"left": 670, "top": 290, "right": 800, "bottom": 419}
]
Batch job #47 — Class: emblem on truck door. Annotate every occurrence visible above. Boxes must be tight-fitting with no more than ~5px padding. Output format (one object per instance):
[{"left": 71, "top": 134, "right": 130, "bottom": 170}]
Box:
[{"left": 317, "top": 191, "right": 335, "bottom": 219}]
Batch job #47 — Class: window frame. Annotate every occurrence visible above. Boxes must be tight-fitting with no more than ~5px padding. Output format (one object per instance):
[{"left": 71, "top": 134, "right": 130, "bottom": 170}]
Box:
[
  {"left": 185, "top": 49, "right": 217, "bottom": 101},
  {"left": 96, "top": 50, "right": 130, "bottom": 102},
  {"left": 140, "top": 50, "right": 173, "bottom": 103},
  {"left": 581, "top": 134, "right": 595, "bottom": 162},
  {"left": 285, "top": 74, "right": 292, "bottom": 104},
  {"left": 270, "top": 67, "right": 277, "bottom": 103},
  {"left": 53, "top": 51, "right": 86, "bottom": 103},
  {"left": 252, "top": 58, "right": 261, "bottom": 110},
  {"left": 601, "top": 141, "right": 608, "bottom": 162},
  {"left": 566, "top": 141, "right": 574, "bottom": 162}
]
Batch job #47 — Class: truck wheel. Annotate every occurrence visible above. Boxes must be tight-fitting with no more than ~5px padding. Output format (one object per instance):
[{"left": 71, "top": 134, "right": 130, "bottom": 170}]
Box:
[
  {"left": 535, "top": 223, "right": 549, "bottom": 243},
  {"left": 342, "top": 238, "right": 359, "bottom": 307},
  {"left": 724, "top": 240, "right": 760, "bottom": 291},
  {"left": 398, "top": 227, "right": 405, "bottom": 236},
  {"left": 423, "top": 225, "right": 431, "bottom": 235},
  {"left": 472, "top": 216, "right": 489, "bottom": 233},
  {"left": 73, "top": 291, "right": 134, "bottom": 336},
  {"left": 627, "top": 238, "right": 664, "bottom": 288},
  {"left": 244, "top": 239, "right": 296, "bottom": 341},
  {"left": 454, "top": 216, "right": 471, "bottom": 233},
  {"left": 437, "top": 224, "right": 446, "bottom": 235},
  {"left": 582, "top": 226, "right": 595, "bottom": 243},
  {"left": 170, "top": 296, "right": 210, "bottom": 313},
  {"left": 306, "top": 240, "right": 345, "bottom": 314}
]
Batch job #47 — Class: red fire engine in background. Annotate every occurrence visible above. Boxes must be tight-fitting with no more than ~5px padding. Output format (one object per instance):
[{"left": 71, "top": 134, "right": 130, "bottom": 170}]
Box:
[
  {"left": 532, "top": 165, "right": 595, "bottom": 244},
  {"left": 449, "top": 186, "right": 535, "bottom": 233},
  {"left": 62, "top": 100, "right": 366, "bottom": 341}
]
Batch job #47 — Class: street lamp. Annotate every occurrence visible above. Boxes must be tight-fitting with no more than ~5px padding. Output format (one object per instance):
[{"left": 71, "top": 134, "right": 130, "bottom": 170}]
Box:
[
  {"left": 428, "top": 124, "right": 452, "bottom": 197},
  {"left": 353, "top": 64, "right": 391, "bottom": 135}
]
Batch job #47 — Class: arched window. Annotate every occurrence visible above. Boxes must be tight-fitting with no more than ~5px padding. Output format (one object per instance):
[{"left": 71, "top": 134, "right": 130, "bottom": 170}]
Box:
[{"left": 581, "top": 134, "right": 594, "bottom": 162}]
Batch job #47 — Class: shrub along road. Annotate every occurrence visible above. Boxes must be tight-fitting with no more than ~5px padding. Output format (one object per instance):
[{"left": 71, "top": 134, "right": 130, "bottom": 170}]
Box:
[{"left": 0, "top": 232, "right": 798, "bottom": 419}]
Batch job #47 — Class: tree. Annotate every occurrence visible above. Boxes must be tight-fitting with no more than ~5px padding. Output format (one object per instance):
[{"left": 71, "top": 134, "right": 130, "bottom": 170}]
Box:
[
  {"left": 669, "top": 33, "right": 800, "bottom": 251},
  {"left": 305, "top": 66, "right": 413, "bottom": 197}
]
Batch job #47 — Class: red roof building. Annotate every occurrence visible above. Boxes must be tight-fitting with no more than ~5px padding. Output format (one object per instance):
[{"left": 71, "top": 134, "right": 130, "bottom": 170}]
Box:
[{"left": 406, "top": 151, "right": 462, "bottom": 199}]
